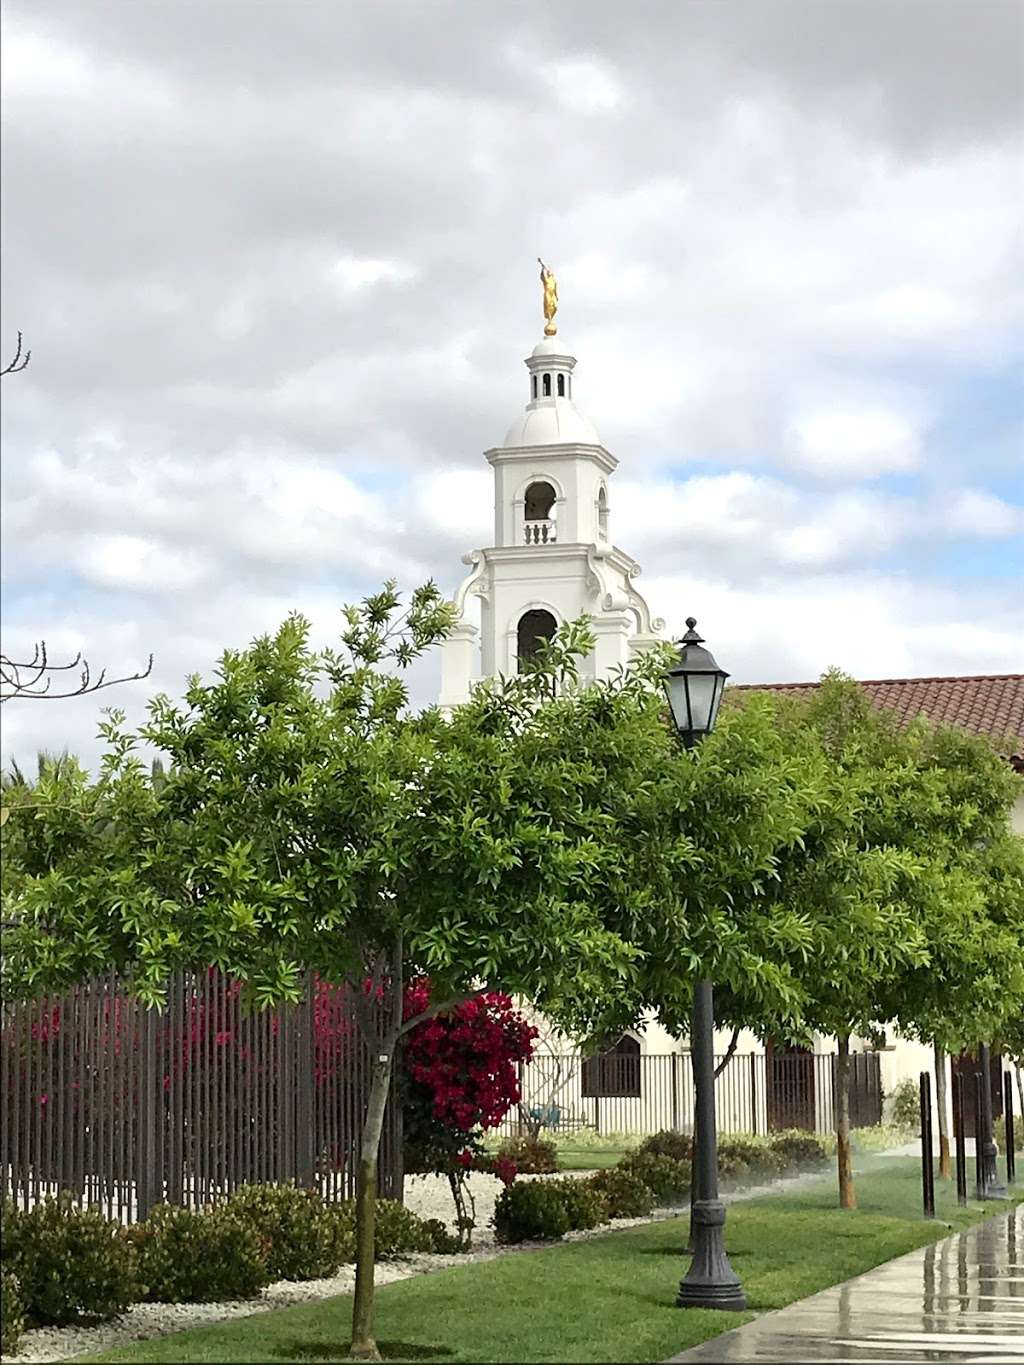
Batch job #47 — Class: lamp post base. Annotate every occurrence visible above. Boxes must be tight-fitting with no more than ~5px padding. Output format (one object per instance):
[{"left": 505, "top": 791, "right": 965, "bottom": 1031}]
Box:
[
  {"left": 977, "top": 1139, "right": 1009, "bottom": 1200},
  {"left": 676, "top": 1199, "right": 747, "bottom": 1312}
]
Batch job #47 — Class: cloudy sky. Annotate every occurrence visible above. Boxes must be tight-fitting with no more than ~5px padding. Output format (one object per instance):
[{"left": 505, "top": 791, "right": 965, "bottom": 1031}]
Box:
[{"left": 2, "top": 0, "right": 1022, "bottom": 769}]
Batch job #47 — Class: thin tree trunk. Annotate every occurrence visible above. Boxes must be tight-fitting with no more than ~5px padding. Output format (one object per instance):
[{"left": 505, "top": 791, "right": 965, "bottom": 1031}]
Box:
[
  {"left": 934, "top": 1040, "right": 951, "bottom": 1179},
  {"left": 447, "top": 1169, "right": 477, "bottom": 1250},
  {"left": 836, "top": 1034, "right": 856, "bottom": 1210},
  {"left": 349, "top": 1050, "right": 394, "bottom": 1361}
]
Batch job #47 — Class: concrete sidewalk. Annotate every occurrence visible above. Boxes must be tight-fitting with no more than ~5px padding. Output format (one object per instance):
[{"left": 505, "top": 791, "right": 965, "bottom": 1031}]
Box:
[{"left": 668, "top": 1205, "right": 1023, "bottom": 1363}]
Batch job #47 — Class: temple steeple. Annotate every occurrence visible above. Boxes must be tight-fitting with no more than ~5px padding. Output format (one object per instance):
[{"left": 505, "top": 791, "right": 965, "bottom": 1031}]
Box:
[{"left": 438, "top": 279, "right": 663, "bottom": 709}]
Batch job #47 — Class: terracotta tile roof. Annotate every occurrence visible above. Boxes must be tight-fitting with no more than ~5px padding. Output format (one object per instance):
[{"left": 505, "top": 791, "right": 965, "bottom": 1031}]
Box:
[{"left": 731, "top": 674, "right": 1024, "bottom": 767}]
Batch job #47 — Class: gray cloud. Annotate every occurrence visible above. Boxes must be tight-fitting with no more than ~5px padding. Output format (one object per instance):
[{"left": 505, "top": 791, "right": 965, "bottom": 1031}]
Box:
[{"left": 2, "top": 0, "right": 1022, "bottom": 769}]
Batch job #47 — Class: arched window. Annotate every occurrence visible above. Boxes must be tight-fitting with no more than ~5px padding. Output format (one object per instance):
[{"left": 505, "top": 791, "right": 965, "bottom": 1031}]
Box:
[
  {"left": 531, "top": 375, "right": 538, "bottom": 399},
  {"left": 542, "top": 373, "right": 552, "bottom": 397},
  {"left": 557, "top": 373, "right": 565, "bottom": 397},
  {"left": 524, "top": 481, "right": 556, "bottom": 521},
  {"left": 582, "top": 1035, "right": 642, "bottom": 1098},
  {"left": 597, "top": 486, "right": 609, "bottom": 540},
  {"left": 517, "top": 609, "right": 557, "bottom": 668}
]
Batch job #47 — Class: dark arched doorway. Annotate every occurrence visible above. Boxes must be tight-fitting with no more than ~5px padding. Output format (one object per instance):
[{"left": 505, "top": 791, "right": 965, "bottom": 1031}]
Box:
[{"left": 517, "top": 609, "right": 557, "bottom": 668}]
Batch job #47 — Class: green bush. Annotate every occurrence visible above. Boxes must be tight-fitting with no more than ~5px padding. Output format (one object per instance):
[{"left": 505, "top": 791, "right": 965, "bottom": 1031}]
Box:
[
  {"left": 495, "top": 1134, "right": 558, "bottom": 1174},
  {"left": 586, "top": 1167, "right": 655, "bottom": 1219},
  {"left": 493, "top": 1181, "right": 571, "bottom": 1243},
  {"left": 549, "top": 1178, "right": 609, "bottom": 1231},
  {"left": 714, "top": 1150, "right": 751, "bottom": 1186},
  {"left": 637, "top": 1130, "right": 694, "bottom": 1164},
  {"left": 417, "top": 1217, "right": 462, "bottom": 1254},
  {"left": 849, "top": 1124, "right": 915, "bottom": 1154},
  {"left": 767, "top": 1129, "right": 831, "bottom": 1171},
  {"left": 373, "top": 1199, "right": 451, "bottom": 1257},
  {"left": 225, "top": 1185, "right": 346, "bottom": 1282},
  {"left": 127, "top": 1204, "right": 269, "bottom": 1303},
  {"left": 888, "top": 1079, "right": 921, "bottom": 1131},
  {"left": 618, "top": 1152, "right": 692, "bottom": 1204},
  {"left": 717, "top": 1136, "right": 787, "bottom": 1182},
  {"left": 1, "top": 1196, "right": 137, "bottom": 1327},
  {"left": 328, "top": 1199, "right": 453, "bottom": 1259},
  {"left": 1, "top": 1268, "right": 25, "bottom": 1356}
]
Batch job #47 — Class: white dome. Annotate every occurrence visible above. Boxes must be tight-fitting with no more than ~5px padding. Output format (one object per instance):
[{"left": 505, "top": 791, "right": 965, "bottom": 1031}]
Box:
[
  {"left": 530, "top": 336, "right": 572, "bottom": 360},
  {"left": 503, "top": 402, "right": 601, "bottom": 447}
]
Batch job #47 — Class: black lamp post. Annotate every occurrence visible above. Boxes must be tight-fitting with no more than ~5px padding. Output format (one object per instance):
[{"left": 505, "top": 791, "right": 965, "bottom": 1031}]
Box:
[
  {"left": 665, "top": 619, "right": 747, "bottom": 1312},
  {"left": 976, "top": 1042, "right": 1008, "bottom": 1200}
]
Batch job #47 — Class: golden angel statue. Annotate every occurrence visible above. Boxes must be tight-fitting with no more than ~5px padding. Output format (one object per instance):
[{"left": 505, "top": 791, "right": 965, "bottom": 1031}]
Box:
[{"left": 537, "top": 257, "right": 558, "bottom": 336}]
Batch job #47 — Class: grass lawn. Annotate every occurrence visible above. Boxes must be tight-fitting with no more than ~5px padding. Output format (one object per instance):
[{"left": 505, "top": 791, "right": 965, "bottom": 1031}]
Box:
[
  {"left": 554, "top": 1147, "right": 626, "bottom": 1170},
  {"left": 80, "top": 1159, "right": 1019, "bottom": 1365}
]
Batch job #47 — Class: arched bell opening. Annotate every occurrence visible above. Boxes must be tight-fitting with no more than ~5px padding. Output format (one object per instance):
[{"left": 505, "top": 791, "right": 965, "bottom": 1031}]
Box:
[
  {"left": 517, "top": 608, "right": 557, "bottom": 668},
  {"left": 523, "top": 480, "right": 557, "bottom": 544},
  {"left": 524, "top": 481, "right": 556, "bottom": 520},
  {"left": 597, "top": 485, "right": 609, "bottom": 541}
]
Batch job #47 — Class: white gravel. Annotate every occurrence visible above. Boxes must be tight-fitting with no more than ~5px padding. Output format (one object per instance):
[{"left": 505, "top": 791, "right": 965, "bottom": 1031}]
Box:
[{"left": 6, "top": 1166, "right": 833, "bottom": 1363}]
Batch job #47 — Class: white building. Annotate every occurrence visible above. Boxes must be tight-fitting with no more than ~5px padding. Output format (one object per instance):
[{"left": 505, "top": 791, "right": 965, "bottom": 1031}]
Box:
[{"left": 439, "top": 331, "right": 663, "bottom": 707}]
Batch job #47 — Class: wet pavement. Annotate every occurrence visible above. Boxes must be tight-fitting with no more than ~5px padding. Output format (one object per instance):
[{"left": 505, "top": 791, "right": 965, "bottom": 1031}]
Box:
[{"left": 668, "top": 1205, "right": 1023, "bottom": 1363}]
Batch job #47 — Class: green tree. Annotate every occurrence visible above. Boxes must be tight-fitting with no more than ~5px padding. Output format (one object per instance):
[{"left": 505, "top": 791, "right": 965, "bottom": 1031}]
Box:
[
  {"left": 729, "top": 676, "right": 1024, "bottom": 1208},
  {"left": 869, "top": 725, "right": 1024, "bottom": 1177},
  {"left": 0, "top": 590, "right": 644, "bottom": 1356}
]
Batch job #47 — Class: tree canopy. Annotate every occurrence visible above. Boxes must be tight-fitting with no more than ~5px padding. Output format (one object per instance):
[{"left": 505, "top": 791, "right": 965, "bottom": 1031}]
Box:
[{"left": 3, "top": 588, "right": 1022, "bottom": 1349}]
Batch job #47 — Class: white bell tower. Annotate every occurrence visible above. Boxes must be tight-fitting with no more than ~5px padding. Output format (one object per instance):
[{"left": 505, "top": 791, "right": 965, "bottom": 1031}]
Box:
[{"left": 439, "top": 317, "right": 663, "bottom": 708}]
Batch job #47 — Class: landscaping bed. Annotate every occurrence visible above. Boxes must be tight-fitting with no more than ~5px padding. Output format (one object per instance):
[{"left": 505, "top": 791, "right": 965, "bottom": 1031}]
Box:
[
  {"left": 2, "top": 1130, "right": 831, "bottom": 1361},
  {"left": 71, "top": 1160, "right": 1020, "bottom": 1364}
]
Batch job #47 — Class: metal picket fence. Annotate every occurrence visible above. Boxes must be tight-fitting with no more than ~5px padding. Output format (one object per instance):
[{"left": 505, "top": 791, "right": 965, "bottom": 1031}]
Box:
[
  {"left": 500, "top": 1049, "right": 882, "bottom": 1139},
  {"left": 1, "top": 969, "right": 403, "bottom": 1221}
]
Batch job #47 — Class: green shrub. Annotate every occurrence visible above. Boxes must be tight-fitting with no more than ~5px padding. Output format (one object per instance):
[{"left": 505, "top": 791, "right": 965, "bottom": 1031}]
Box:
[
  {"left": 714, "top": 1150, "right": 751, "bottom": 1186},
  {"left": 849, "top": 1124, "right": 914, "bottom": 1154},
  {"left": 1, "top": 1268, "right": 25, "bottom": 1356},
  {"left": 495, "top": 1134, "right": 558, "bottom": 1174},
  {"left": 618, "top": 1152, "right": 692, "bottom": 1204},
  {"left": 417, "top": 1217, "right": 462, "bottom": 1254},
  {"left": 127, "top": 1204, "right": 269, "bottom": 1303},
  {"left": 767, "top": 1129, "right": 831, "bottom": 1171},
  {"left": 328, "top": 1199, "right": 452, "bottom": 1259},
  {"left": 549, "top": 1178, "right": 609, "bottom": 1231},
  {"left": 637, "top": 1130, "right": 694, "bottom": 1164},
  {"left": 888, "top": 1078, "right": 921, "bottom": 1131},
  {"left": 493, "top": 1181, "right": 571, "bottom": 1243},
  {"left": 586, "top": 1167, "right": 655, "bottom": 1219},
  {"left": 1, "top": 1196, "right": 137, "bottom": 1327},
  {"left": 717, "top": 1136, "right": 787, "bottom": 1182},
  {"left": 225, "top": 1185, "right": 346, "bottom": 1282},
  {"left": 373, "top": 1199, "right": 451, "bottom": 1257}
]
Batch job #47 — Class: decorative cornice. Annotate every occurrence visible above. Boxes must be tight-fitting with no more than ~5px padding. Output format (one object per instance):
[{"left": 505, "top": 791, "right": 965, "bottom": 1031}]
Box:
[{"left": 484, "top": 442, "right": 619, "bottom": 475}]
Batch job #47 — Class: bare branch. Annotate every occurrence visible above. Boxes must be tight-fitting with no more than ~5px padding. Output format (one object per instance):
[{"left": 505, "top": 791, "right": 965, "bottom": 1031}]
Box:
[
  {"left": 0, "top": 643, "right": 153, "bottom": 703},
  {"left": 713, "top": 1026, "right": 741, "bottom": 1078},
  {"left": 1, "top": 331, "right": 30, "bottom": 376}
]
